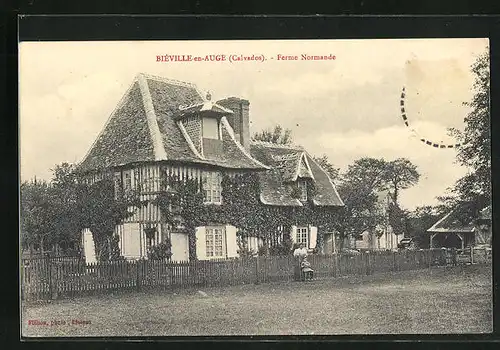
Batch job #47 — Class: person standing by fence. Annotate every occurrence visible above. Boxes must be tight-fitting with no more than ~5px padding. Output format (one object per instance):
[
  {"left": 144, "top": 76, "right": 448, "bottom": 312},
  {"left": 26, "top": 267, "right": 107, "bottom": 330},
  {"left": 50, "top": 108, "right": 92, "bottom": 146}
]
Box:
[{"left": 293, "top": 243, "right": 308, "bottom": 281}]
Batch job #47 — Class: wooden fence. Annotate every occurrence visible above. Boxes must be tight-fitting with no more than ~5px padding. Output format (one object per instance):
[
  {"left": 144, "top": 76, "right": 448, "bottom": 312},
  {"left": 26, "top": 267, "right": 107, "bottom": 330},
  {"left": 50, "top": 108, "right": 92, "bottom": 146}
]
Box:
[{"left": 20, "top": 247, "right": 491, "bottom": 301}]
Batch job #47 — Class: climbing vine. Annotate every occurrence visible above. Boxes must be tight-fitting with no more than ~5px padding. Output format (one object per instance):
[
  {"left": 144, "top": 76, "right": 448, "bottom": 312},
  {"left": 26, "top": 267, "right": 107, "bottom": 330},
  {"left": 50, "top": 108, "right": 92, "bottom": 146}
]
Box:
[
  {"left": 78, "top": 178, "right": 143, "bottom": 261},
  {"left": 154, "top": 170, "right": 340, "bottom": 259}
]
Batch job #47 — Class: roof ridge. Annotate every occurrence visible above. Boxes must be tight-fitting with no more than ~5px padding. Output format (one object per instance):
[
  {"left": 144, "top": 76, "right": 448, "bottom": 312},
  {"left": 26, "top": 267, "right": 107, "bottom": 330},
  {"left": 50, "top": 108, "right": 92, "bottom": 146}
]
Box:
[
  {"left": 137, "top": 74, "right": 168, "bottom": 160},
  {"left": 298, "top": 153, "right": 315, "bottom": 181},
  {"left": 250, "top": 140, "right": 304, "bottom": 150},
  {"left": 137, "top": 73, "right": 198, "bottom": 89}
]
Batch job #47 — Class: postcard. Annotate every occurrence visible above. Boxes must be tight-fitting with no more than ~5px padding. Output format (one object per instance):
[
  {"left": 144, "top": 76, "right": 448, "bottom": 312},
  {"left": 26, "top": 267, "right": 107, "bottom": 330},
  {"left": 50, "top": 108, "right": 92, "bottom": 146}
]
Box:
[{"left": 19, "top": 38, "right": 492, "bottom": 337}]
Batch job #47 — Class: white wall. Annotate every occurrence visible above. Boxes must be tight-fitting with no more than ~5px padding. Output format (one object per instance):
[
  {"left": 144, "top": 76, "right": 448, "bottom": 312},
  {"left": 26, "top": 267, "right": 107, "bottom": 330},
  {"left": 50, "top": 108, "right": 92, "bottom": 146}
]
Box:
[
  {"left": 377, "top": 229, "right": 402, "bottom": 250},
  {"left": 82, "top": 228, "right": 97, "bottom": 264},
  {"left": 119, "top": 223, "right": 142, "bottom": 259},
  {"left": 171, "top": 232, "right": 189, "bottom": 262},
  {"left": 246, "top": 236, "right": 263, "bottom": 252}
]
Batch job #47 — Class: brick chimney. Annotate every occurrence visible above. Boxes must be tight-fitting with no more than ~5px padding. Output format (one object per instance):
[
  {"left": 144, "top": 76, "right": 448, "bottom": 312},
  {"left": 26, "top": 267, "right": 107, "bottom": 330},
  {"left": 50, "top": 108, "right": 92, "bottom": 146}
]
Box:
[{"left": 217, "top": 97, "right": 250, "bottom": 151}]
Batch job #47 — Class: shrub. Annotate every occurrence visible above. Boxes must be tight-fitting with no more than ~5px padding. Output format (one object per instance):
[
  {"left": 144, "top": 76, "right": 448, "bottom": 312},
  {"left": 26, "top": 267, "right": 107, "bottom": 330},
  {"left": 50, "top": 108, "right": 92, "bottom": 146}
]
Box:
[
  {"left": 147, "top": 240, "right": 172, "bottom": 260},
  {"left": 269, "top": 241, "right": 293, "bottom": 256}
]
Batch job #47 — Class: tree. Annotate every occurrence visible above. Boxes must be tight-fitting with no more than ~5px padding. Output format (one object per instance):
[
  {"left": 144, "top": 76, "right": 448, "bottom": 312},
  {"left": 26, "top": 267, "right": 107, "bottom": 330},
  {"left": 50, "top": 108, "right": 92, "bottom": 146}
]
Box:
[
  {"left": 405, "top": 205, "right": 442, "bottom": 248},
  {"left": 77, "top": 177, "right": 142, "bottom": 261},
  {"left": 20, "top": 179, "right": 54, "bottom": 254},
  {"left": 451, "top": 51, "right": 490, "bottom": 197},
  {"left": 332, "top": 158, "right": 388, "bottom": 250},
  {"left": 252, "top": 124, "right": 293, "bottom": 145},
  {"left": 50, "top": 163, "right": 82, "bottom": 253},
  {"left": 384, "top": 158, "right": 420, "bottom": 203},
  {"left": 388, "top": 201, "right": 409, "bottom": 236},
  {"left": 331, "top": 157, "right": 420, "bottom": 248},
  {"left": 343, "top": 157, "right": 388, "bottom": 192},
  {"left": 444, "top": 51, "right": 490, "bottom": 221},
  {"left": 20, "top": 162, "right": 143, "bottom": 259},
  {"left": 313, "top": 154, "right": 340, "bottom": 181}
]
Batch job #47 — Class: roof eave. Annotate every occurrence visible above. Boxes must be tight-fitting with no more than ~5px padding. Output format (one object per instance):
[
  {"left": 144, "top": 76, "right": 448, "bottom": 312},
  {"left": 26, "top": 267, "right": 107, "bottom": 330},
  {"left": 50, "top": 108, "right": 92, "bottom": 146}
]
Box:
[
  {"left": 259, "top": 194, "right": 303, "bottom": 206},
  {"left": 306, "top": 152, "right": 345, "bottom": 206},
  {"left": 312, "top": 199, "right": 344, "bottom": 207},
  {"left": 427, "top": 228, "right": 476, "bottom": 233}
]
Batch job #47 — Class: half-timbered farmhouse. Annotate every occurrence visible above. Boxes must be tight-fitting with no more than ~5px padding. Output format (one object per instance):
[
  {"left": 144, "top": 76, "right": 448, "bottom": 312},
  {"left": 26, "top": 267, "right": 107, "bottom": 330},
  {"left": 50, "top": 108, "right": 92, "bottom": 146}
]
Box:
[{"left": 77, "top": 73, "right": 344, "bottom": 261}]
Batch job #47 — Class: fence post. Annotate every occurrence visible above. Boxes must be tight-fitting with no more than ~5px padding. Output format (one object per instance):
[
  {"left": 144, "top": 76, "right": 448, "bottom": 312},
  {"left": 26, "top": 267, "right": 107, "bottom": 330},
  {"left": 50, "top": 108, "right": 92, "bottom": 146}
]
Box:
[
  {"left": 255, "top": 256, "right": 260, "bottom": 284},
  {"left": 136, "top": 259, "right": 142, "bottom": 291},
  {"left": 21, "top": 263, "right": 25, "bottom": 301},
  {"left": 50, "top": 261, "right": 58, "bottom": 300},
  {"left": 470, "top": 246, "right": 474, "bottom": 265},
  {"left": 451, "top": 248, "right": 457, "bottom": 266},
  {"left": 333, "top": 254, "right": 338, "bottom": 277}
]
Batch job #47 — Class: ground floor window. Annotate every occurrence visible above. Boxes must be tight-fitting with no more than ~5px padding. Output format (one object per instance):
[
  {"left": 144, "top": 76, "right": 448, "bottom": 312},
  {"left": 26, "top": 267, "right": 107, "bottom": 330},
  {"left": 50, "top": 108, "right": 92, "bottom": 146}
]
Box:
[
  {"left": 296, "top": 227, "right": 308, "bottom": 247},
  {"left": 206, "top": 226, "right": 226, "bottom": 258}
]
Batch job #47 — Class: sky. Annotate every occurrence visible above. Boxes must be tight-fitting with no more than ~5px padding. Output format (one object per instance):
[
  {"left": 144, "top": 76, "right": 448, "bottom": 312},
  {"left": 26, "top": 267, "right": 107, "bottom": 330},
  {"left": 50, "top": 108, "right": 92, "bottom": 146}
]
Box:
[{"left": 19, "top": 38, "right": 489, "bottom": 210}]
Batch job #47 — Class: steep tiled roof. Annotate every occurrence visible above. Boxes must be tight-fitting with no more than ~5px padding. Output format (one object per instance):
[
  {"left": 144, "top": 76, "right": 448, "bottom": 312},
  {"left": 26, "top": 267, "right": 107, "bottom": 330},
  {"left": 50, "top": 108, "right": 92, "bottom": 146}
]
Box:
[
  {"left": 250, "top": 141, "right": 344, "bottom": 207},
  {"left": 77, "top": 82, "right": 156, "bottom": 172},
  {"left": 78, "top": 74, "right": 267, "bottom": 172}
]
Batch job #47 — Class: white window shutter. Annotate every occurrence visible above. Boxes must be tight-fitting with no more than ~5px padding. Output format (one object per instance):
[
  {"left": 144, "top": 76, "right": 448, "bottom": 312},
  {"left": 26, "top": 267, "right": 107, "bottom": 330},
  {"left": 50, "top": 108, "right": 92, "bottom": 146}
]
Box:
[
  {"left": 195, "top": 226, "right": 207, "bottom": 260},
  {"left": 225, "top": 225, "right": 238, "bottom": 258},
  {"left": 290, "top": 225, "right": 298, "bottom": 246},
  {"left": 309, "top": 226, "right": 318, "bottom": 249}
]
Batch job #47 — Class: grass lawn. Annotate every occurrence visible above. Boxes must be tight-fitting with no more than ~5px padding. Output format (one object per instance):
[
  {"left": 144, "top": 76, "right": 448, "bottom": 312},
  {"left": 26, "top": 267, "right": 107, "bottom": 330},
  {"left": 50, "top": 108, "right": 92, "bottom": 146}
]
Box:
[{"left": 21, "top": 264, "right": 492, "bottom": 337}]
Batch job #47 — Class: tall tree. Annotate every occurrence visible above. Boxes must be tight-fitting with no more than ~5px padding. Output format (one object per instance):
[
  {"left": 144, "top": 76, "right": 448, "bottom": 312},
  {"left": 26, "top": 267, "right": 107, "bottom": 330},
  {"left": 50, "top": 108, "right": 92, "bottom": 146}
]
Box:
[
  {"left": 20, "top": 179, "right": 54, "bottom": 254},
  {"left": 384, "top": 158, "right": 420, "bottom": 203},
  {"left": 443, "top": 51, "right": 490, "bottom": 221},
  {"left": 332, "top": 158, "right": 389, "bottom": 249},
  {"left": 332, "top": 157, "right": 420, "bottom": 247},
  {"left": 405, "top": 205, "right": 442, "bottom": 248},
  {"left": 50, "top": 163, "right": 82, "bottom": 253},
  {"left": 252, "top": 124, "right": 293, "bottom": 145},
  {"left": 313, "top": 154, "right": 340, "bottom": 181},
  {"left": 20, "top": 162, "right": 143, "bottom": 259},
  {"left": 343, "top": 157, "right": 388, "bottom": 192}
]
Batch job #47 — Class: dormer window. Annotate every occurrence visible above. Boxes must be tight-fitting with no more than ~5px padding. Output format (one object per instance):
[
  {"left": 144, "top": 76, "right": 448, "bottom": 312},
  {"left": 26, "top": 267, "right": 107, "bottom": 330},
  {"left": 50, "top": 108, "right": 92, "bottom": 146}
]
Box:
[
  {"left": 202, "top": 117, "right": 221, "bottom": 140},
  {"left": 298, "top": 179, "right": 308, "bottom": 201}
]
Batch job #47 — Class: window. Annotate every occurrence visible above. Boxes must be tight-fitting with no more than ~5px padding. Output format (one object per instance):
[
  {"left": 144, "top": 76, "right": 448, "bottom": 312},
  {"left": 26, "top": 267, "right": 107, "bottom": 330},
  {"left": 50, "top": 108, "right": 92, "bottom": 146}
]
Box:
[
  {"left": 206, "top": 227, "right": 225, "bottom": 258},
  {"left": 202, "top": 171, "right": 222, "bottom": 204},
  {"left": 298, "top": 179, "right": 307, "bottom": 201},
  {"left": 296, "top": 227, "right": 309, "bottom": 247},
  {"left": 202, "top": 117, "right": 220, "bottom": 140},
  {"left": 142, "top": 174, "right": 155, "bottom": 193},
  {"left": 114, "top": 172, "right": 122, "bottom": 199},
  {"left": 123, "top": 171, "right": 132, "bottom": 192}
]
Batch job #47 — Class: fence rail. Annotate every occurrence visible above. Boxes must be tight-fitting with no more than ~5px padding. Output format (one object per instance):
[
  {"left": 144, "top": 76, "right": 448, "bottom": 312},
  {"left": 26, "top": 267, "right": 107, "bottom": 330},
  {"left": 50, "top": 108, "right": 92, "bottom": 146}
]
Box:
[{"left": 20, "top": 247, "right": 491, "bottom": 301}]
